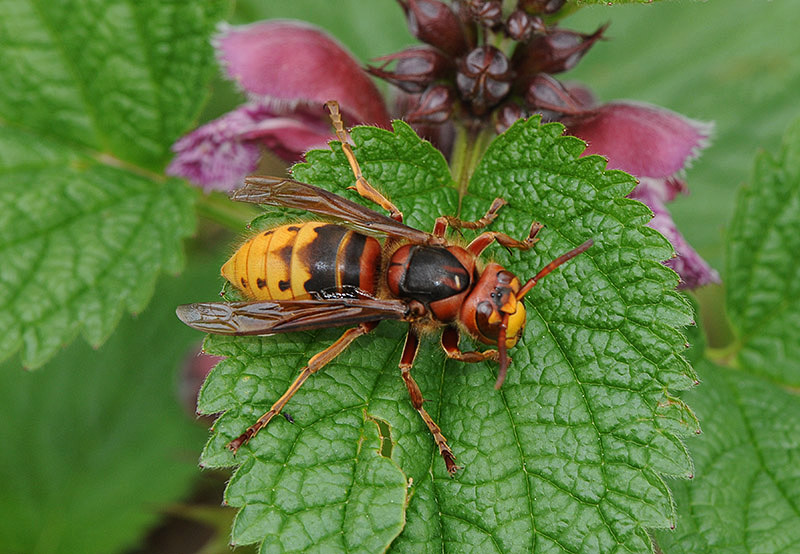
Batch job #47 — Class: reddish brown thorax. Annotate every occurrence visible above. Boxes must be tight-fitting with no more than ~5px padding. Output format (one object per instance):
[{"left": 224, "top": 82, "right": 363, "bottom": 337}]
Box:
[{"left": 387, "top": 243, "right": 477, "bottom": 322}]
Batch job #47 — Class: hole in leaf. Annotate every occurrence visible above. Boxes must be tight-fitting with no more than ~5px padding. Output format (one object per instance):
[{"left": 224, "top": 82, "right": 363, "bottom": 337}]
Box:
[{"left": 366, "top": 414, "right": 394, "bottom": 458}]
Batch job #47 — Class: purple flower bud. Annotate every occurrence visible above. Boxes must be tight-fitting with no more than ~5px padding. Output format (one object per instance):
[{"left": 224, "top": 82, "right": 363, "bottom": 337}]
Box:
[
  {"left": 631, "top": 180, "right": 720, "bottom": 289},
  {"left": 564, "top": 101, "right": 712, "bottom": 180},
  {"left": 506, "top": 10, "right": 534, "bottom": 42},
  {"left": 403, "top": 0, "right": 469, "bottom": 57},
  {"left": 178, "top": 343, "right": 223, "bottom": 420},
  {"left": 169, "top": 20, "right": 394, "bottom": 191},
  {"left": 368, "top": 46, "right": 453, "bottom": 94},
  {"left": 456, "top": 46, "right": 513, "bottom": 114},
  {"left": 562, "top": 81, "right": 597, "bottom": 109},
  {"left": 167, "top": 102, "right": 333, "bottom": 191},
  {"left": 405, "top": 85, "right": 455, "bottom": 124},
  {"left": 495, "top": 102, "right": 527, "bottom": 134},
  {"left": 518, "top": 0, "right": 566, "bottom": 15},
  {"left": 523, "top": 73, "right": 584, "bottom": 115},
  {"left": 470, "top": 1, "right": 503, "bottom": 28},
  {"left": 514, "top": 25, "right": 606, "bottom": 78}
]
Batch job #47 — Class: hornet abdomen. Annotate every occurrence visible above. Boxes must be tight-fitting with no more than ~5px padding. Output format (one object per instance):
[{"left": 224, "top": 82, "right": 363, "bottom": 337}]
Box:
[{"left": 221, "top": 222, "right": 381, "bottom": 300}]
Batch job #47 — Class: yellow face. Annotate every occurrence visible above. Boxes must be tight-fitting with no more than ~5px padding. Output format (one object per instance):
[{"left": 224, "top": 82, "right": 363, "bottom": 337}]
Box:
[
  {"left": 504, "top": 300, "right": 527, "bottom": 348},
  {"left": 462, "top": 264, "right": 528, "bottom": 347}
]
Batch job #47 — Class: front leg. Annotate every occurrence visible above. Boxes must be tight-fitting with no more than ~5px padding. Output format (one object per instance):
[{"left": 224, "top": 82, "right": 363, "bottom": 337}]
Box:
[{"left": 440, "top": 326, "right": 502, "bottom": 364}]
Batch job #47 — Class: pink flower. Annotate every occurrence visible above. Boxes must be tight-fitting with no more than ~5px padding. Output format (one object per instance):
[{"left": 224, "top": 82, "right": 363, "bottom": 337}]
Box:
[
  {"left": 168, "top": 21, "right": 390, "bottom": 191},
  {"left": 563, "top": 101, "right": 719, "bottom": 289},
  {"left": 630, "top": 180, "right": 720, "bottom": 289},
  {"left": 178, "top": 343, "right": 223, "bottom": 420}
]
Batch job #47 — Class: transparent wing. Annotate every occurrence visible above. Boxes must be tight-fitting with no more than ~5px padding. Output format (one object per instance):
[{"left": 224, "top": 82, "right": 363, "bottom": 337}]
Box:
[
  {"left": 176, "top": 297, "right": 409, "bottom": 336},
  {"left": 232, "top": 177, "right": 433, "bottom": 242}
]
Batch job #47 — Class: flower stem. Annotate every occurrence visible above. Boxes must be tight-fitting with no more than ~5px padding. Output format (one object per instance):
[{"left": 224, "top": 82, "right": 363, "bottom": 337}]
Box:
[
  {"left": 195, "top": 191, "right": 260, "bottom": 231},
  {"left": 705, "top": 340, "right": 742, "bottom": 368},
  {"left": 450, "top": 122, "right": 495, "bottom": 214}
]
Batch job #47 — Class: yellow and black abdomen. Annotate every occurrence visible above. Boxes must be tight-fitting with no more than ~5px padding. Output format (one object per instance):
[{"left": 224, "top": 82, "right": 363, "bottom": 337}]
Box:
[{"left": 221, "top": 222, "right": 381, "bottom": 300}]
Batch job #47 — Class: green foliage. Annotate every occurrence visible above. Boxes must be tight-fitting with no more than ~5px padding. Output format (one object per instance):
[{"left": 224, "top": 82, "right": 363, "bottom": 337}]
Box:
[
  {"left": 653, "top": 116, "right": 800, "bottom": 554},
  {"left": 0, "top": 0, "right": 228, "bottom": 552},
  {"left": 0, "top": 0, "right": 226, "bottom": 169},
  {"left": 2, "top": 1, "right": 797, "bottom": 553},
  {"left": 569, "top": 0, "right": 667, "bottom": 5},
  {"left": 0, "top": 260, "right": 213, "bottom": 554},
  {"left": 727, "top": 119, "right": 800, "bottom": 386},
  {"left": 0, "top": 0, "right": 227, "bottom": 368},
  {"left": 656, "top": 362, "right": 800, "bottom": 554},
  {"left": 198, "top": 119, "right": 697, "bottom": 552}
]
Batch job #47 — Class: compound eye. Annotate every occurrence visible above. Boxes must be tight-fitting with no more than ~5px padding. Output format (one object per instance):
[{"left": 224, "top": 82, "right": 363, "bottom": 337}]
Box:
[
  {"left": 475, "top": 300, "right": 500, "bottom": 340},
  {"left": 496, "top": 270, "right": 515, "bottom": 286}
]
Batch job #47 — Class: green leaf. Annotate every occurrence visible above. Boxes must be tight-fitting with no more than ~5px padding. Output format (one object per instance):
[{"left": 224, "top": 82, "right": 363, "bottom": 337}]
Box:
[
  {"left": 0, "top": 0, "right": 227, "bottom": 168},
  {"left": 0, "top": 260, "right": 212, "bottom": 554},
  {"left": 679, "top": 294, "right": 706, "bottom": 365},
  {"left": 0, "top": 127, "right": 196, "bottom": 368},
  {"left": 197, "top": 118, "right": 697, "bottom": 553},
  {"left": 726, "top": 118, "right": 800, "bottom": 386},
  {"left": 656, "top": 117, "right": 800, "bottom": 554},
  {"left": 0, "top": 0, "right": 228, "bottom": 368},
  {"left": 654, "top": 362, "right": 800, "bottom": 554}
]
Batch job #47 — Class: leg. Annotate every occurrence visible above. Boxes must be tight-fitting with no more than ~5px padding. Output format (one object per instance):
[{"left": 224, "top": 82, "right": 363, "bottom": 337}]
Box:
[
  {"left": 325, "top": 101, "right": 403, "bottom": 222},
  {"left": 440, "top": 326, "right": 500, "bottom": 364},
  {"left": 433, "top": 197, "right": 507, "bottom": 237},
  {"left": 227, "top": 322, "right": 375, "bottom": 453},
  {"left": 399, "top": 329, "right": 459, "bottom": 474},
  {"left": 466, "top": 221, "right": 544, "bottom": 256}
]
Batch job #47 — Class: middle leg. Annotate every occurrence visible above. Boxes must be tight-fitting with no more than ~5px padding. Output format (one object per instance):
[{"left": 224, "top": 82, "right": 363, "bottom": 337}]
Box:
[
  {"left": 466, "top": 221, "right": 544, "bottom": 256},
  {"left": 399, "top": 328, "right": 459, "bottom": 474},
  {"left": 433, "top": 197, "right": 507, "bottom": 237}
]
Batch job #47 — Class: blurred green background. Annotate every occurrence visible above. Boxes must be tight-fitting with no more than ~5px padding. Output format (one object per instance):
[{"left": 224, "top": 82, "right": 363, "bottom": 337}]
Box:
[{"left": 2, "top": 1, "right": 798, "bottom": 552}]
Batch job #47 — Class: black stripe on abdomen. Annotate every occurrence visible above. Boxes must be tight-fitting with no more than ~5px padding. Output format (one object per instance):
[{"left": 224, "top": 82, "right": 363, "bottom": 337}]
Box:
[
  {"left": 338, "top": 231, "right": 368, "bottom": 291},
  {"left": 299, "top": 224, "right": 349, "bottom": 296}
]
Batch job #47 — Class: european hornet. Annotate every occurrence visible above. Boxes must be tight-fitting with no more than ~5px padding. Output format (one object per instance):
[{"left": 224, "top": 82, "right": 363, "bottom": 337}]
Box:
[{"left": 177, "top": 101, "right": 592, "bottom": 474}]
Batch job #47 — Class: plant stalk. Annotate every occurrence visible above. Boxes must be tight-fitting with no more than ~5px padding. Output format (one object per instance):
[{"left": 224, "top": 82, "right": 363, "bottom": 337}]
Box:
[
  {"left": 195, "top": 190, "right": 260, "bottom": 232},
  {"left": 450, "top": 122, "right": 495, "bottom": 214}
]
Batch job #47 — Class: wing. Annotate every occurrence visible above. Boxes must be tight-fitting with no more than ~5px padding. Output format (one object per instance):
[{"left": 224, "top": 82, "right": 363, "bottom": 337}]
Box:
[
  {"left": 176, "top": 297, "right": 410, "bottom": 336},
  {"left": 232, "top": 176, "right": 433, "bottom": 243}
]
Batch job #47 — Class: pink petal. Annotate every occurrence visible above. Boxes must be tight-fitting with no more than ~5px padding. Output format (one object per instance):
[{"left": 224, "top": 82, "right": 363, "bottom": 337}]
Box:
[
  {"left": 632, "top": 181, "right": 720, "bottom": 289},
  {"left": 245, "top": 114, "right": 332, "bottom": 163},
  {"left": 167, "top": 103, "right": 332, "bottom": 191},
  {"left": 179, "top": 343, "right": 223, "bottom": 420},
  {"left": 167, "top": 104, "right": 269, "bottom": 190},
  {"left": 215, "top": 20, "right": 390, "bottom": 127},
  {"left": 565, "top": 101, "right": 712, "bottom": 180}
]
